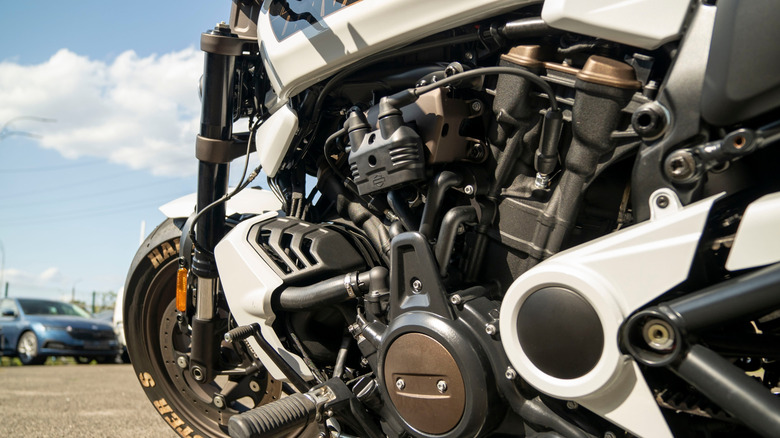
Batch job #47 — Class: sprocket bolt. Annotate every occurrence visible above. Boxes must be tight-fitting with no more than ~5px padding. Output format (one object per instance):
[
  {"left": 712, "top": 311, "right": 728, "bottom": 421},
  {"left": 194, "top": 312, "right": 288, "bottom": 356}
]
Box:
[
  {"left": 436, "top": 380, "right": 448, "bottom": 393},
  {"left": 396, "top": 378, "right": 406, "bottom": 391}
]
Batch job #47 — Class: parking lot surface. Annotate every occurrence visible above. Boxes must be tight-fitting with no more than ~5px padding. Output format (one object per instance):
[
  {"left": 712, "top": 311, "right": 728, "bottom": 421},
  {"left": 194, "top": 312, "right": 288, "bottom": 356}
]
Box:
[{"left": 0, "top": 364, "right": 177, "bottom": 437}]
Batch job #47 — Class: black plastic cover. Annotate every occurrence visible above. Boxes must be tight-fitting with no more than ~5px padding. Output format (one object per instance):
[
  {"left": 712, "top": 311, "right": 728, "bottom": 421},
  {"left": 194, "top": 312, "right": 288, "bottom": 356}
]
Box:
[
  {"left": 348, "top": 125, "right": 425, "bottom": 196},
  {"left": 249, "top": 217, "right": 365, "bottom": 285},
  {"left": 701, "top": 0, "right": 780, "bottom": 126}
]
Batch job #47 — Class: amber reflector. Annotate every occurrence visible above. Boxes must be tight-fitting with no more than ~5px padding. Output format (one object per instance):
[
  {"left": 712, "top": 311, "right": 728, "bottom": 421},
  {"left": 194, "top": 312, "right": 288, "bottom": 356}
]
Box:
[{"left": 176, "top": 267, "right": 188, "bottom": 312}]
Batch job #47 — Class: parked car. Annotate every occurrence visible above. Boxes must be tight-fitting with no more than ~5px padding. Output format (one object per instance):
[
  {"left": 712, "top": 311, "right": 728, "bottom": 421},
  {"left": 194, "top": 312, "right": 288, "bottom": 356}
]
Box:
[
  {"left": 112, "top": 287, "right": 130, "bottom": 363},
  {"left": 0, "top": 297, "right": 120, "bottom": 365}
]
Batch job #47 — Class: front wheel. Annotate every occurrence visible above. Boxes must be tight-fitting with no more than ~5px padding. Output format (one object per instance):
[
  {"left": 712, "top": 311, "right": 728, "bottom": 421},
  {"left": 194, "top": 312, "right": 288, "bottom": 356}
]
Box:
[
  {"left": 17, "top": 331, "right": 46, "bottom": 365},
  {"left": 124, "top": 218, "right": 283, "bottom": 437}
]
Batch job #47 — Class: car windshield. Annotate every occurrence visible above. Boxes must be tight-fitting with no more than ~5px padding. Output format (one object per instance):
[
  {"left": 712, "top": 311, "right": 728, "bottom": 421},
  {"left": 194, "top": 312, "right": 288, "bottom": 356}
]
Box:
[{"left": 17, "top": 299, "right": 92, "bottom": 318}]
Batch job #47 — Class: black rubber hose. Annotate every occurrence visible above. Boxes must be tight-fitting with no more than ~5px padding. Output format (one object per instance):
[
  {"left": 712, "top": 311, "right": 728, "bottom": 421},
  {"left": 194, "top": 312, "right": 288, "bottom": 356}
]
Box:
[{"left": 228, "top": 393, "right": 317, "bottom": 438}]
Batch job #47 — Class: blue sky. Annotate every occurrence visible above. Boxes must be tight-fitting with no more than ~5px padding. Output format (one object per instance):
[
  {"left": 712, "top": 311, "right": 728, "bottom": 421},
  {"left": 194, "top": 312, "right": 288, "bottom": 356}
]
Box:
[{"left": 0, "top": 1, "right": 246, "bottom": 306}]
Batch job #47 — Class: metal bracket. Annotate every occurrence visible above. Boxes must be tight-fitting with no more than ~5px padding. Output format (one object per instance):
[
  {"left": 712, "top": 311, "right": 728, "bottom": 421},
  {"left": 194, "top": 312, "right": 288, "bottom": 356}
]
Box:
[{"left": 195, "top": 134, "right": 255, "bottom": 163}]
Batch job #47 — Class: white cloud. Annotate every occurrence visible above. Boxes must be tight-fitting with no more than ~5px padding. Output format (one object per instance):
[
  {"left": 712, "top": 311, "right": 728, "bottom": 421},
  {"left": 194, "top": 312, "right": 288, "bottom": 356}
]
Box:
[{"left": 0, "top": 48, "right": 203, "bottom": 176}]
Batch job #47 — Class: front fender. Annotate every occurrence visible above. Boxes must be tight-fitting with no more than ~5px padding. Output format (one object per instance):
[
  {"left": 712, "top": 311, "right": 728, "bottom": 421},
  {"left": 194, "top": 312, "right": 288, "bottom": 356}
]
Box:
[{"left": 158, "top": 187, "right": 282, "bottom": 219}]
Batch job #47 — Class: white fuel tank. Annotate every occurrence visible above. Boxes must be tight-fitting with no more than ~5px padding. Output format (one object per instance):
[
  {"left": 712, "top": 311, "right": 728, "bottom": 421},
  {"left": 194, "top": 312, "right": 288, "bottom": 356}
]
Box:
[{"left": 257, "top": 0, "right": 535, "bottom": 102}]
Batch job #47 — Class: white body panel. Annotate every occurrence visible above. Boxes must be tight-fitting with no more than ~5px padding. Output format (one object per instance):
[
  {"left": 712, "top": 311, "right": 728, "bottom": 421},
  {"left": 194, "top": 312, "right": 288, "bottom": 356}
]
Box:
[
  {"left": 500, "top": 193, "right": 722, "bottom": 438},
  {"left": 541, "top": 0, "right": 690, "bottom": 49},
  {"left": 255, "top": 104, "right": 298, "bottom": 177},
  {"left": 258, "top": 0, "right": 536, "bottom": 101},
  {"left": 727, "top": 191, "right": 780, "bottom": 271},
  {"left": 215, "top": 212, "right": 313, "bottom": 382},
  {"left": 158, "top": 187, "right": 282, "bottom": 219}
]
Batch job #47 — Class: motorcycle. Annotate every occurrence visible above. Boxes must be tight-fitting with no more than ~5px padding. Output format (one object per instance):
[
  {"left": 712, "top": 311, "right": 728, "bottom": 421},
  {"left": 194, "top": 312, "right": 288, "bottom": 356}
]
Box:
[{"left": 123, "top": 0, "right": 780, "bottom": 437}]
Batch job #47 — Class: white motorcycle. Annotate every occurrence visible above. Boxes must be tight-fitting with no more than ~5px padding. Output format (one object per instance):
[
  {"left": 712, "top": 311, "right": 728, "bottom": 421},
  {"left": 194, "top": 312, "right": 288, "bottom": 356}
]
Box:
[{"left": 123, "top": 0, "right": 780, "bottom": 437}]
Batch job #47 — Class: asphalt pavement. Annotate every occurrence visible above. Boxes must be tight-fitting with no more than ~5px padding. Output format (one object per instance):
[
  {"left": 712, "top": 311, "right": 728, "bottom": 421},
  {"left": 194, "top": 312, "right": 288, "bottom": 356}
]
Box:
[{"left": 0, "top": 364, "right": 178, "bottom": 437}]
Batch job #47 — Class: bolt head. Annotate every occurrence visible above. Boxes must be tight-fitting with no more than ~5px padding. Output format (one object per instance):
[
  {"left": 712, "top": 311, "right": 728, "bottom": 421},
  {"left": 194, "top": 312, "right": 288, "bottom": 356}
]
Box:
[
  {"left": 177, "top": 356, "right": 188, "bottom": 369},
  {"left": 485, "top": 324, "right": 497, "bottom": 336},
  {"left": 213, "top": 395, "right": 225, "bottom": 409},
  {"left": 470, "top": 100, "right": 482, "bottom": 112},
  {"left": 643, "top": 318, "right": 675, "bottom": 351},
  {"left": 464, "top": 51, "right": 474, "bottom": 60},
  {"left": 464, "top": 185, "right": 475, "bottom": 195},
  {"left": 656, "top": 195, "right": 669, "bottom": 209},
  {"left": 665, "top": 150, "right": 697, "bottom": 181},
  {"left": 411, "top": 278, "right": 422, "bottom": 293},
  {"left": 450, "top": 294, "right": 462, "bottom": 305},
  {"left": 192, "top": 367, "right": 204, "bottom": 381},
  {"left": 396, "top": 378, "right": 406, "bottom": 391},
  {"left": 566, "top": 401, "right": 578, "bottom": 410},
  {"left": 505, "top": 367, "right": 517, "bottom": 380},
  {"left": 436, "top": 380, "right": 448, "bottom": 394}
]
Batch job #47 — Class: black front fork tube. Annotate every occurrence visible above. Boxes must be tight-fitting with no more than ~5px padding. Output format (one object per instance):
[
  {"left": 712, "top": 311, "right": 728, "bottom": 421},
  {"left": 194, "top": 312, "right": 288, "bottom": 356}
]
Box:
[
  {"left": 189, "top": 23, "right": 241, "bottom": 384},
  {"left": 623, "top": 263, "right": 780, "bottom": 437}
]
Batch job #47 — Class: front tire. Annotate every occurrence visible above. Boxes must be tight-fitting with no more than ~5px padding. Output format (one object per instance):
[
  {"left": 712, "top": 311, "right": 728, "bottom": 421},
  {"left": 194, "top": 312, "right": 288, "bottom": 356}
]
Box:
[
  {"left": 17, "top": 331, "right": 46, "bottom": 365},
  {"left": 124, "top": 218, "right": 282, "bottom": 437}
]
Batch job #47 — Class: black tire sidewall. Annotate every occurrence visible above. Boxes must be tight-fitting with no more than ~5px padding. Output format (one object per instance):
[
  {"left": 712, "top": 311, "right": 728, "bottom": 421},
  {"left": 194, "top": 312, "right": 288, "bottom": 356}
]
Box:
[{"left": 124, "top": 218, "right": 224, "bottom": 438}]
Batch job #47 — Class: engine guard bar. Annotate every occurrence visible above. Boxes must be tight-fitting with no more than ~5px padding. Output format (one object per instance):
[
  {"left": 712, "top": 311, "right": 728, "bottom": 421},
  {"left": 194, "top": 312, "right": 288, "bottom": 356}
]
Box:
[{"left": 622, "top": 262, "right": 780, "bottom": 437}]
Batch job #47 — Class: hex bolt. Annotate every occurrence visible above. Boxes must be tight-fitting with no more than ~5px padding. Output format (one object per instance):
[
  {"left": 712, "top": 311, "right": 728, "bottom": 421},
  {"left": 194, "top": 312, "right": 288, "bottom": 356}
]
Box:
[
  {"left": 566, "top": 401, "right": 579, "bottom": 410},
  {"left": 396, "top": 378, "right": 406, "bottom": 391},
  {"left": 411, "top": 278, "right": 423, "bottom": 293},
  {"left": 176, "top": 356, "right": 188, "bottom": 369},
  {"left": 471, "top": 100, "right": 483, "bottom": 113},
  {"left": 463, "top": 185, "right": 475, "bottom": 195},
  {"left": 505, "top": 367, "right": 517, "bottom": 380},
  {"left": 450, "top": 294, "right": 463, "bottom": 305},
  {"left": 213, "top": 394, "right": 226, "bottom": 409},
  {"left": 436, "top": 380, "right": 448, "bottom": 394},
  {"left": 656, "top": 195, "right": 669, "bottom": 209},
  {"left": 249, "top": 381, "right": 261, "bottom": 393},
  {"left": 485, "top": 324, "right": 497, "bottom": 336},
  {"left": 665, "top": 150, "right": 697, "bottom": 182}
]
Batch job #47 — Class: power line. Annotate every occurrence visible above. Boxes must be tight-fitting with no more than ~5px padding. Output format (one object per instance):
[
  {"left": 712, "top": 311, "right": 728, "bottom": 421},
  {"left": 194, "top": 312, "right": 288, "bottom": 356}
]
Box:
[{"left": 0, "top": 159, "right": 105, "bottom": 173}]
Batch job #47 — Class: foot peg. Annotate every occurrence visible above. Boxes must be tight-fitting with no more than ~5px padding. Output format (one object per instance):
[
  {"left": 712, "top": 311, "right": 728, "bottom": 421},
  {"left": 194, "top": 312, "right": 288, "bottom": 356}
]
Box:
[{"left": 228, "top": 392, "right": 318, "bottom": 438}]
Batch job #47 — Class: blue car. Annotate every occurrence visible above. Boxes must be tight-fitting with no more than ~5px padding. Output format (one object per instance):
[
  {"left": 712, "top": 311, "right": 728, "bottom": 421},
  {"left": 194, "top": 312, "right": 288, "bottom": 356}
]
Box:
[{"left": 0, "top": 297, "right": 120, "bottom": 365}]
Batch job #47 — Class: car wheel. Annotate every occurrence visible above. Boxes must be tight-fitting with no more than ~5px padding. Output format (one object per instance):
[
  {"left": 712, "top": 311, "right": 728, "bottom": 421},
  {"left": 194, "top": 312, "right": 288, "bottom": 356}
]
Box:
[
  {"left": 17, "top": 331, "right": 46, "bottom": 365},
  {"left": 76, "top": 356, "right": 93, "bottom": 364}
]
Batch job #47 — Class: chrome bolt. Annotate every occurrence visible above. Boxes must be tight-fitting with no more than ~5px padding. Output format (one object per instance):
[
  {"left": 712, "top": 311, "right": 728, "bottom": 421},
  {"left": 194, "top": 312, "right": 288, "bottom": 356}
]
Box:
[
  {"left": 456, "top": 224, "right": 466, "bottom": 235},
  {"left": 450, "top": 294, "right": 463, "bottom": 305},
  {"left": 224, "top": 332, "right": 233, "bottom": 343},
  {"left": 411, "top": 278, "right": 422, "bottom": 293},
  {"left": 396, "top": 378, "right": 406, "bottom": 391},
  {"left": 192, "top": 367, "right": 204, "bottom": 382},
  {"left": 436, "top": 380, "right": 448, "bottom": 394},
  {"left": 471, "top": 100, "right": 483, "bottom": 113},
  {"left": 463, "top": 185, "right": 475, "bottom": 195},
  {"left": 505, "top": 367, "right": 517, "bottom": 380},
  {"left": 485, "top": 324, "right": 497, "bottom": 336},
  {"left": 249, "top": 381, "right": 261, "bottom": 393},
  {"left": 176, "top": 356, "right": 188, "bottom": 369},
  {"left": 643, "top": 318, "right": 675, "bottom": 351},
  {"left": 213, "top": 394, "right": 226, "bottom": 409},
  {"left": 326, "top": 409, "right": 335, "bottom": 418},
  {"left": 566, "top": 401, "right": 578, "bottom": 410},
  {"left": 665, "top": 150, "right": 697, "bottom": 182}
]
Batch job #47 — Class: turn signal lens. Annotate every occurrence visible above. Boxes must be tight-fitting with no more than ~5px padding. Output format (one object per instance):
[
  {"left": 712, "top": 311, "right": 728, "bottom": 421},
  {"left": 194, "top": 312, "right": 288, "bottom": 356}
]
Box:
[{"left": 176, "top": 267, "right": 188, "bottom": 312}]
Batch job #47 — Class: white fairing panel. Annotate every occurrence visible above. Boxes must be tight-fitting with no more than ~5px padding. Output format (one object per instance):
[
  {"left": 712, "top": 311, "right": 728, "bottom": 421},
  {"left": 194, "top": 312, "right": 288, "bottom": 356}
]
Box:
[
  {"left": 158, "top": 187, "right": 283, "bottom": 219},
  {"left": 727, "top": 191, "right": 780, "bottom": 271},
  {"left": 258, "top": 0, "right": 537, "bottom": 101},
  {"left": 500, "top": 194, "right": 723, "bottom": 438},
  {"left": 255, "top": 104, "right": 298, "bottom": 177},
  {"left": 541, "top": 0, "right": 691, "bottom": 49},
  {"left": 215, "top": 212, "right": 313, "bottom": 382}
]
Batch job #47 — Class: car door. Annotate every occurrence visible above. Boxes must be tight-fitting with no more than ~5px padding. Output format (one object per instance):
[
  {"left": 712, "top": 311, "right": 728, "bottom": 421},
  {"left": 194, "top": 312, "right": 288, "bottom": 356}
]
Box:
[{"left": 0, "top": 299, "right": 22, "bottom": 354}]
